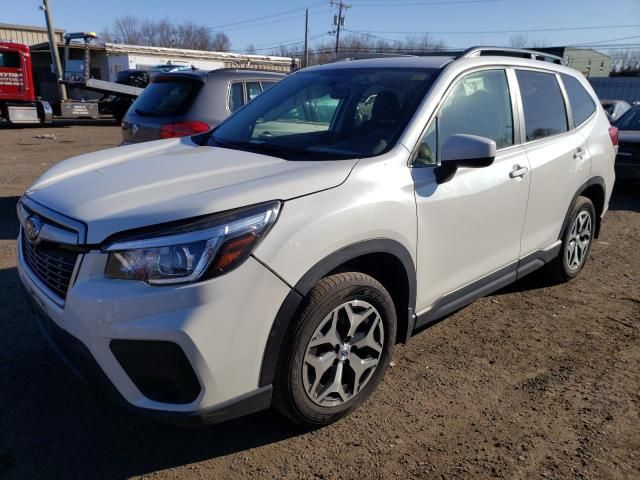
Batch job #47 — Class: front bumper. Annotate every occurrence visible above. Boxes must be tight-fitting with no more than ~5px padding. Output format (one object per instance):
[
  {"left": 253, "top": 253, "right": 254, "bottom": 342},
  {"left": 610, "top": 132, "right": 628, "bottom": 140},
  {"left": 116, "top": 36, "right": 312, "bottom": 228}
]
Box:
[
  {"left": 17, "top": 231, "right": 291, "bottom": 425},
  {"left": 28, "top": 296, "right": 271, "bottom": 426}
]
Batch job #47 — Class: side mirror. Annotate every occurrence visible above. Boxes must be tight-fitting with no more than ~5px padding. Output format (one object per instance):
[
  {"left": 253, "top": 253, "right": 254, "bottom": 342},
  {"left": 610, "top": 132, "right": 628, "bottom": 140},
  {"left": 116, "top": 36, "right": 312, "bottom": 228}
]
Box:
[{"left": 436, "top": 134, "right": 496, "bottom": 183}]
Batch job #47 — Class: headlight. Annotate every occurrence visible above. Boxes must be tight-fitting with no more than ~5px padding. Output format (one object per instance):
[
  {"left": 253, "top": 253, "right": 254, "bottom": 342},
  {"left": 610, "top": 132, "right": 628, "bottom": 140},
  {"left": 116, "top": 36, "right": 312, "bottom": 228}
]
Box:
[{"left": 103, "top": 201, "right": 280, "bottom": 285}]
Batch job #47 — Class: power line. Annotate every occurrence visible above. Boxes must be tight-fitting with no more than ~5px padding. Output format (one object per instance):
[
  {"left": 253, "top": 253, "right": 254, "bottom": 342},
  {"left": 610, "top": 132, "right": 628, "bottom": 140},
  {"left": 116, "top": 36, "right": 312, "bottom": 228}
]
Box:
[
  {"left": 207, "top": 2, "right": 326, "bottom": 30},
  {"left": 349, "top": 0, "right": 502, "bottom": 6},
  {"left": 211, "top": 9, "right": 333, "bottom": 32},
  {"left": 304, "top": 43, "right": 640, "bottom": 55},
  {"left": 570, "top": 35, "right": 640, "bottom": 47},
  {"left": 343, "top": 28, "right": 399, "bottom": 44},
  {"left": 346, "top": 24, "right": 640, "bottom": 35},
  {"left": 242, "top": 33, "right": 331, "bottom": 53}
]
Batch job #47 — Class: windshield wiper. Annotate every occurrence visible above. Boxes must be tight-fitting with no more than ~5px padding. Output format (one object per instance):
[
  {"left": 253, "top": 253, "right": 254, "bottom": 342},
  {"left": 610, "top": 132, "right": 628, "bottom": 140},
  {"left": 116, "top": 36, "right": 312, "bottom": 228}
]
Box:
[{"left": 210, "top": 137, "right": 311, "bottom": 160}]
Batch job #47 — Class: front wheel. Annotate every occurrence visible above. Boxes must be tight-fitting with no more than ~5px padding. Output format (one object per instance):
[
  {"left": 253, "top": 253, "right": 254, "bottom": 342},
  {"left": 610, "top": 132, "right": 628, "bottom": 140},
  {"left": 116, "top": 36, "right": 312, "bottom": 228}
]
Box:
[
  {"left": 548, "top": 196, "right": 596, "bottom": 282},
  {"left": 273, "top": 272, "right": 396, "bottom": 427}
]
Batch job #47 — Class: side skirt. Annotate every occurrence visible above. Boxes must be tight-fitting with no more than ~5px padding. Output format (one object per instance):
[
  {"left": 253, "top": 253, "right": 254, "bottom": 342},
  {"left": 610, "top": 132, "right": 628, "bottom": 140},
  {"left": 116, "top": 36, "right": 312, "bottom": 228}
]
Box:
[{"left": 413, "top": 242, "right": 562, "bottom": 331}]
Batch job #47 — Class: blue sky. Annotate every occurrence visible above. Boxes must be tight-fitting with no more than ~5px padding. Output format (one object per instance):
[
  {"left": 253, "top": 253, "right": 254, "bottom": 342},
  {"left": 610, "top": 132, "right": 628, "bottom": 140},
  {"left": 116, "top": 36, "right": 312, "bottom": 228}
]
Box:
[{"left": 5, "top": 0, "right": 640, "bottom": 53}]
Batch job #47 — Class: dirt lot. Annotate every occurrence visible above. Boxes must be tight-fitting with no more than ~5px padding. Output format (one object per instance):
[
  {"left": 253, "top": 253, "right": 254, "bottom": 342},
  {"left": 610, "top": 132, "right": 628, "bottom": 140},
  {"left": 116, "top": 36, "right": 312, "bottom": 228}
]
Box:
[{"left": 0, "top": 123, "right": 638, "bottom": 480}]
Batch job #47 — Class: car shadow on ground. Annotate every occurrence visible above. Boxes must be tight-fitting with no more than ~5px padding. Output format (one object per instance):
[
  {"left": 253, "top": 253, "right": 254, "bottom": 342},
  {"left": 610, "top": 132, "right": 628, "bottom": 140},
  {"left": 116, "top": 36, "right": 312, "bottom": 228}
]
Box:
[
  {"left": 0, "top": 196, "right": 20, "bottom": 241},
  {"left": 0, "top": 263, "right": 308, "bottom": 479}
]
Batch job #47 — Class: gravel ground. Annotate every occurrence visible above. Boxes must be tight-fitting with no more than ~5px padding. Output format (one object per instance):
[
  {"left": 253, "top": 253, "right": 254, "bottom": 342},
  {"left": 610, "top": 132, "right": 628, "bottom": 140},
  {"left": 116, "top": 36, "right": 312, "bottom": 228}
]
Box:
[{"left": 0, "top": 124, "right": 638, "bottom": 480}]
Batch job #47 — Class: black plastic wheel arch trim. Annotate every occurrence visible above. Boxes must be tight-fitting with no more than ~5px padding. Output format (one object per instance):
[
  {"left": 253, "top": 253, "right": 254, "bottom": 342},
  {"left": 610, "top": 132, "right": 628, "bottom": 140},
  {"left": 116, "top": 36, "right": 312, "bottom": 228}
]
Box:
[
  {"left": 258, "top": 238, "right": 417, "bottom": 388},
  {"left": 559, "top": 176, "right": 606, "bottom": 240}
]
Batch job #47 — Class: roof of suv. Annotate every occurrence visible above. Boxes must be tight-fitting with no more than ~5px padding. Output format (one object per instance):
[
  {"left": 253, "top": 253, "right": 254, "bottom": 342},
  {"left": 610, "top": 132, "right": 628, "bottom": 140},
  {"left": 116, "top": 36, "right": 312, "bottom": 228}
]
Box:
[
  {"left": 309, "top": 56, "right": 456, "bottom": 71},
  {"left": 306, "top": 47, "right": 570, "bottom": 74},
  {"left": 152, "top": 68, "right": 287, "bottom": 82}
]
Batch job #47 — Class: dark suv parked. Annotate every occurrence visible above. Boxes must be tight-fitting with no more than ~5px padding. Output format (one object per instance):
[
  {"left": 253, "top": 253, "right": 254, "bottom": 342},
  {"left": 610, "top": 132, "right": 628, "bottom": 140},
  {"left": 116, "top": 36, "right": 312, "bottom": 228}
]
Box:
[{"left": 122, "top": 69, "right": 285, "bottom": 144}]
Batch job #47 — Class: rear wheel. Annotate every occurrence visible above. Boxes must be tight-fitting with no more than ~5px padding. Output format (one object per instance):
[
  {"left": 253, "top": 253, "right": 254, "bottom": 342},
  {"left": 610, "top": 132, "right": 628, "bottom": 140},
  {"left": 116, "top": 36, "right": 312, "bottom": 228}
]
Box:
[
  {"left": 273, "top": 272, "right": 396, "bottom": 427},
  {"left": 548, "top": 196, "right": 596, "bottom": 282}
]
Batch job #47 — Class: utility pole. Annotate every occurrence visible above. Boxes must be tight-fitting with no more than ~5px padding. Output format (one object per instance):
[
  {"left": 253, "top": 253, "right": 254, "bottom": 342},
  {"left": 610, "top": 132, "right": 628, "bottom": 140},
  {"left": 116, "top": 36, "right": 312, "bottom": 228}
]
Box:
[
  {"left": 40, "top": 0, "right": 67, "bottom": 101},
  {"left": 331, "top": 0, "right": 351, "bottom": 57},
  {"left": 303, "top": 9, "right": 309, "bottom": 68}
]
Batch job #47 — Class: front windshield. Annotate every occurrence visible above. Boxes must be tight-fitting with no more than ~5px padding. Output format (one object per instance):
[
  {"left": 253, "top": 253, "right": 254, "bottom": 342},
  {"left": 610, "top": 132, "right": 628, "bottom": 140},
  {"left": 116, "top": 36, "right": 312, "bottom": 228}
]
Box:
[
  {"left": 615, "top": 107, "right": 640, "bottom": 131},
  {"left": 207, "top": 67, "right": 438, "bottom": 160}
]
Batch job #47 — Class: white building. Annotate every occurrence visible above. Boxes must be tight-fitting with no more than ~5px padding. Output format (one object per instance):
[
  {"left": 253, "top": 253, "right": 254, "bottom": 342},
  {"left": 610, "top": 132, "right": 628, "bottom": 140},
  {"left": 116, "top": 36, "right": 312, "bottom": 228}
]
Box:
[{"left": 103, "top": 43, "right": 295, "bottom": 80}]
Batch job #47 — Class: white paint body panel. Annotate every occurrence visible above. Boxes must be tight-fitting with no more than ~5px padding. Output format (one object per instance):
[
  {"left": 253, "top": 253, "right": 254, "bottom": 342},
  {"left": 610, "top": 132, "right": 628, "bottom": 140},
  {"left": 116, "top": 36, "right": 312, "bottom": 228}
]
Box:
[
  {"left": 412, "top": 146, "right": 530, "bottom": 311},
  {"left": 27, "top": 137, "right": 358, "bottom": 243}
]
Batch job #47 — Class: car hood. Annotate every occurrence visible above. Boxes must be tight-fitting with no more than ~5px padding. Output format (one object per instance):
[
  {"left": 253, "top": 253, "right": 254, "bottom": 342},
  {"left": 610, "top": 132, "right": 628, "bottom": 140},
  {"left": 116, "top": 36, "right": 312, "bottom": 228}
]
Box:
[
  {"left": 618, "top": 130, "right": 640, "bottom": 143},
  {"left": 26, "top": 137, "right": 358, "bottom": 244}
]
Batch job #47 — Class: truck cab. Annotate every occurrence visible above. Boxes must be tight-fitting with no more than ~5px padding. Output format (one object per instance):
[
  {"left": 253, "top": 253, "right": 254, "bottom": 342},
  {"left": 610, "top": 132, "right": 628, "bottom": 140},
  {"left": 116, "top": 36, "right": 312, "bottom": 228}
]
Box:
[{"left": 0, "top": 42, "right": 52, "bottom": 124}]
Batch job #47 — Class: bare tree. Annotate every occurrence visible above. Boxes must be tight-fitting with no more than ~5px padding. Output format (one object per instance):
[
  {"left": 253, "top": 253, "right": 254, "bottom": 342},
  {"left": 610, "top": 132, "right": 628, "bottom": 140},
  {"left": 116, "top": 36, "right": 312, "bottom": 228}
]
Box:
[
  {"left": 111, "top": 15, "right": 142, "bottom": 45},
  {"left": 245, "top": 44, "right": 257, "bottom": 55},
  {"left": 210, "top": 32, "right": 231, "bottom": 52},
  {"left": 272, "top": 33, "right": 448, "bottom": 66},
  {"left": 175, "top": 21, "right": 211, "bottom": 50},
  {"left": 156, "top": 19, "right": 175, "bottom": 47},
  {"left": 509, "top": 34, "right": 550, "bottom": 49},
  {"left": 609, "top": 49, "right": 640, "bottom": 75},
  {"left": 509, "top": 34, "right": 529, "bottom": 49},
  {"left": 103, "top": 16, "right": 230, "bottom": 51}
]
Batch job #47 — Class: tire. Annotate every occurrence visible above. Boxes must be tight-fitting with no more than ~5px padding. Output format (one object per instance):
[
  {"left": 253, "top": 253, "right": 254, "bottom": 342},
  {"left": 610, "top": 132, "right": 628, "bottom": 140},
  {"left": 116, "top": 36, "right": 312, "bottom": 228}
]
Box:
[
  {"left": 273, "top": 272, "right": 396, "bottom": 427},
  {"left": 548, "top": 196, "right": 596, "bottom": 282}
]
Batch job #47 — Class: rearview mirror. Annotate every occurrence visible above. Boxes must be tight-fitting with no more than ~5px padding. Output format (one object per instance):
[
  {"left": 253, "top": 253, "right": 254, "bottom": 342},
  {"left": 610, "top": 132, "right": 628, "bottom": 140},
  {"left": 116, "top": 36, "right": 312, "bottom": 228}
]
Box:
[{"left": 436, "top": 134, "right": 496, "bottom": 183}]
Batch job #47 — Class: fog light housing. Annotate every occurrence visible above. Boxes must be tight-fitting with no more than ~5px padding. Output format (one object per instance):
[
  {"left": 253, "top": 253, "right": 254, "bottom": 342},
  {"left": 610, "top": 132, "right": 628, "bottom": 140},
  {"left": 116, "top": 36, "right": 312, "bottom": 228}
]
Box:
[{"left": 110, "top": 340, "right": 201, "bottom": 404}]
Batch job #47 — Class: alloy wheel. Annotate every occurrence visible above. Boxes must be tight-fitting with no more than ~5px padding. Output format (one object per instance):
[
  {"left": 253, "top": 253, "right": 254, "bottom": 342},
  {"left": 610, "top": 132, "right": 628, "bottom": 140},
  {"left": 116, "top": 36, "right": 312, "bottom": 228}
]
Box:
[
  {"left": 566, "top": 210, "right": 592, "bottom": 271},
  {"left": 302, "top": 300, "right": 385, "bottom": 407}
]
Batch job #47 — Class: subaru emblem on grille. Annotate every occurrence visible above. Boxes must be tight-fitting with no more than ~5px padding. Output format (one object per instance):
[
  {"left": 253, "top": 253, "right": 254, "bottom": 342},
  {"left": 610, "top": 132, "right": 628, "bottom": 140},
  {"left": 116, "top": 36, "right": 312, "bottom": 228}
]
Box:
[{"left": 24, "top": 216, "right": 43, "bottom": 243}]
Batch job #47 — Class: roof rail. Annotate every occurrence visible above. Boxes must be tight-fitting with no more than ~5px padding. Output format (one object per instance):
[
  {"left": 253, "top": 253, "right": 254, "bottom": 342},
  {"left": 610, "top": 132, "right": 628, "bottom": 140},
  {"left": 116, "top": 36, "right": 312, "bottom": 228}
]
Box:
[
  {"left": 330, "top": 52, "right": 416, "bottom": 63},
  {"left": 460, "top": 46, "right": 567, "bottom": 66}
]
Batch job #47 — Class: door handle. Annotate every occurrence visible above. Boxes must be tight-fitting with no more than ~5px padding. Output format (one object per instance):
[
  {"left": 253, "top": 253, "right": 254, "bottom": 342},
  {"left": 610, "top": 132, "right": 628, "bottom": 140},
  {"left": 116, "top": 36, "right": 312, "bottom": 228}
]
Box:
[
  {"left": 574, "top": 146, "right": 585, "bottom": 159},
  {"left": 509, "top": 165, "right": 529, "bottom": 179}
]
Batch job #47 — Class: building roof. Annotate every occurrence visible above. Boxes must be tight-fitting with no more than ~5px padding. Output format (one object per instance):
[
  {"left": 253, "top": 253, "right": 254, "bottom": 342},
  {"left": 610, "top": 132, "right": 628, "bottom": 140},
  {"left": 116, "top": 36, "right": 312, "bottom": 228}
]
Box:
[
  {"left": 537, "top": 46, "right": 610, "bottom": 59},
  {"left": 29, "top": 41, "right": 294, "bottom": 66},
  {"left": 103, "top": 43, "right": 293, "bottom": 66},
  {"left": 0, "top": 22, "right": 64, "bottom": 34}
]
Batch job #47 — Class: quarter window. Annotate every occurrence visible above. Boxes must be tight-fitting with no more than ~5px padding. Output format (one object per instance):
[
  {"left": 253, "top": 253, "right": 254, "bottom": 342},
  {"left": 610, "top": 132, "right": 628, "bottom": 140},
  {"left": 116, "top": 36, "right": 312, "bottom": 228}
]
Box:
[
  {"left": 561, "top": 74, "right": 596, "bottom": 127},
  {"left": 516, "top": 70, "right": 568, "bottom": 141}
]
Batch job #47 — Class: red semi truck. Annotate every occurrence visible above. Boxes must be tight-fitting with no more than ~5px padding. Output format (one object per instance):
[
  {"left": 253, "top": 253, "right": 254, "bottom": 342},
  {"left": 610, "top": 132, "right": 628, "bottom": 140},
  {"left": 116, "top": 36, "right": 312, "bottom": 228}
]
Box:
[
  {"left": 0, "top": 42, "right": 53, "bottom": 124},
  {"left": 1, "top": 36, "right": 143, "bottom": 125}
]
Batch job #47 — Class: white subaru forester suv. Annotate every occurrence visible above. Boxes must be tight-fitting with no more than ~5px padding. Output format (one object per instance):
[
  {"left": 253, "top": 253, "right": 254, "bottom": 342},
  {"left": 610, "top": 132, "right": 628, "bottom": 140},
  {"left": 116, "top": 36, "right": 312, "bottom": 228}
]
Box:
[{"left": 18, "top": 48, "right": 616, "bottom": 427}]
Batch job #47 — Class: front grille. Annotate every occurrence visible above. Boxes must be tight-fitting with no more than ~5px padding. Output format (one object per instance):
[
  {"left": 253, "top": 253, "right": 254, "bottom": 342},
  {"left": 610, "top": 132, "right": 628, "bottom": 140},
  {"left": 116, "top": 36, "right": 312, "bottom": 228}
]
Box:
[{"left": 21, "top": 233, "right": 79, "bottom": 299}]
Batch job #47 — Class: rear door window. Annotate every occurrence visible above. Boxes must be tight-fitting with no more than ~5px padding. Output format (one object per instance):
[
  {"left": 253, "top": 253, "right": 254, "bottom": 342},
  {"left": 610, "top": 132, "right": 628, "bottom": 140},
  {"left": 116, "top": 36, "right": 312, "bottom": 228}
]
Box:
[
  {"left": 561, "top": 74, "right": 596, "bottom": 126},
  {"left": 516, "top": 70, "right": 568, "bottom": 141},
  {"left": 228, "top": 82, "right": 245, "bottom": 112},
  {"left": 261, "top": 81, "right": 277, "bottom": 91},
  {"left": 131, "top": 77, "right": 202, "bottom": 116}
]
